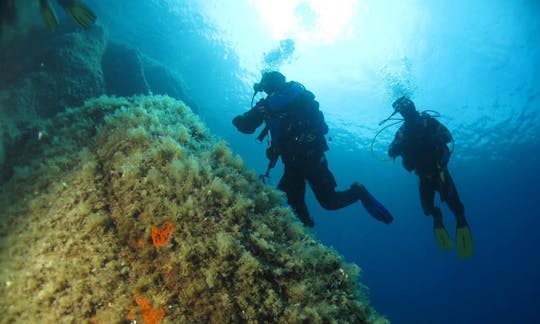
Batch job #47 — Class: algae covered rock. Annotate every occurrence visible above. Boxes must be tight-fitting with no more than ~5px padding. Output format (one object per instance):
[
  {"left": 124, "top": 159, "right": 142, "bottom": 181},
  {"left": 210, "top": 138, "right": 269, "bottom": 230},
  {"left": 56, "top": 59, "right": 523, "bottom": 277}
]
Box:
[{"left": 0, "top": 95, "right": 386, "bottom": 323}]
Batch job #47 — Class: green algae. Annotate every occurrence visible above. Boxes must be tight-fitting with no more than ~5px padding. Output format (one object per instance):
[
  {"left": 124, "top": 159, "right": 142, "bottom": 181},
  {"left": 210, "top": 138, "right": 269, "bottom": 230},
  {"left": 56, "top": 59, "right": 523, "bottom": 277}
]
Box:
[{"left": 0, "top": 95, "right": 387, "bottom": 323}]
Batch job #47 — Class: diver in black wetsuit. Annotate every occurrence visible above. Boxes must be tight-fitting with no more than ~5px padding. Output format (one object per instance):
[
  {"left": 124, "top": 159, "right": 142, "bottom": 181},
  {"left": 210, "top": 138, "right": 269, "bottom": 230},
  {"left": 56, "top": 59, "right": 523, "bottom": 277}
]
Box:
[
  {"left": 232, "top": 71, "right": 393, "bottom": 227},
  {"left": 387, "top": 96, "right": 473, "bottom": 258}
]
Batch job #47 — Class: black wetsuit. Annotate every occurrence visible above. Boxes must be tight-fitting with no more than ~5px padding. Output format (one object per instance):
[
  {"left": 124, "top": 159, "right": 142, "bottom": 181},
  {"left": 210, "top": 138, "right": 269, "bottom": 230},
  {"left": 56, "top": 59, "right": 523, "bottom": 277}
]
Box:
[
  {"left": 388, "top": 112, "right": 466, "bottom": 226},
  {"left": 233, "top": 81, "right": 361, "bottom": 226}
]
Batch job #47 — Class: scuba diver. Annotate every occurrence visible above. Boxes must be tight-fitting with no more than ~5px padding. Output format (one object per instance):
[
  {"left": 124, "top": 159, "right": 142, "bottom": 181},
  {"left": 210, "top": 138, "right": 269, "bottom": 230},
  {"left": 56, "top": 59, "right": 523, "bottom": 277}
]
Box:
[
  {"left": 387, "top": 96, "right": 473, "bottom": 259},
  {"left": 0, "top": 0, "right": 96, "bottom": 35},
  {"left": 232, "top": 71, "right": 394, "bottom": 227}
]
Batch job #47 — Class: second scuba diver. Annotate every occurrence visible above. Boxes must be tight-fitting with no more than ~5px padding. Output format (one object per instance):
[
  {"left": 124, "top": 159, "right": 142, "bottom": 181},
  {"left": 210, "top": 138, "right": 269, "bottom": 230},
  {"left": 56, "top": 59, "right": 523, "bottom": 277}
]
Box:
[{"left": 387, "top": 96, "right": 473, "bottom": 259}]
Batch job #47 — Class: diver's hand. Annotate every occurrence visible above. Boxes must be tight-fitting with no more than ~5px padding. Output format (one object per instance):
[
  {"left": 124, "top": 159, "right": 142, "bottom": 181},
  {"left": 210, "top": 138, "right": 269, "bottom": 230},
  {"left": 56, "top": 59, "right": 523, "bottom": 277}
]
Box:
[
  {"left": 255, "top": 98, "right": 266, "bottom": 107},
  {"left": 265, "top": 146, "right": 280, "bottom": 161},
  {"left": 253, "top": 100, "right": 267, "bottom": 115}
]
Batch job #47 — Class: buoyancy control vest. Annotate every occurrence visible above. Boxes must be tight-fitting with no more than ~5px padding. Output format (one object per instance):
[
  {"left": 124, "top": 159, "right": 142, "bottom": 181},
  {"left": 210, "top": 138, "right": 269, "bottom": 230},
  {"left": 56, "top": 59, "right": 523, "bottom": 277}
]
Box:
[
  {"left": 398, "top": 113, "right": 450, "bottom": 175},
  {"left": 263, "top": 81, "right": 329, "bottom": 162}
]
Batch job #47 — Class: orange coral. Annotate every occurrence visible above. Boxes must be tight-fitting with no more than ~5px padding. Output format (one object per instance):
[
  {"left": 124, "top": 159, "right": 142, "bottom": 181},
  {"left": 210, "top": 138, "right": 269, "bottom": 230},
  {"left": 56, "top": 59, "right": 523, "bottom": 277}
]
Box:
[
  {"left": 134, "top": 294, "right": 165, "bottom": 324},
  {"left": 137, "top": 238, "right": 146, "bottom": 247},
  {"left": 126, "top": 305, "right": 135, "bottom": 321},
  {"left": 151, "top": 221, "right": 174, "bottom": 248}
]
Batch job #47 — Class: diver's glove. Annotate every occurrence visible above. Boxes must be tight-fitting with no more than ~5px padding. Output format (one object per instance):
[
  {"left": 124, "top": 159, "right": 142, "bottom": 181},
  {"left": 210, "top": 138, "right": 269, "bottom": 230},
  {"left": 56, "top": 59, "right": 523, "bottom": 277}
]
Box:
[
  {"left": 352, "top": 183, "right": 394, "bottom": 224},
  {"left": 265, "top": 146, "right": 280, "bottom": 161}
]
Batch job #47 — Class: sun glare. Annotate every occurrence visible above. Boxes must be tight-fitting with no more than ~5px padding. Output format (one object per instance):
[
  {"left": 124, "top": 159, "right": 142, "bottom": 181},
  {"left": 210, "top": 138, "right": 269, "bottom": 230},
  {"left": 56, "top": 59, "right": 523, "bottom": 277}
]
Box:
[{"left": 248, "top": 0, "right": 360, "bottom": 44}]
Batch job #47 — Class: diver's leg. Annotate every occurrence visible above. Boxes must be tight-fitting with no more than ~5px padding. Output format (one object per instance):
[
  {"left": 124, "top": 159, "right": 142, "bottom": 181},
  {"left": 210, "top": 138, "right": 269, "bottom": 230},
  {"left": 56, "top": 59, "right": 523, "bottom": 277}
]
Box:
[
  {"left": 308, "top": 154, "right": 393, "bottom": 223},
  {"left": 278, "top": 163, "right": 313, "bottom": 227},
  {"left": 306, "top": 154, "right": 356, "bottom": 210},
  {"left": 440, "top": 169, "right": 473, "bottom": 258},
  {"left": 439, "top": 169, "right": 466, "bottom": 226},
  {"left": 419, "top": 175, "right": 438, "bottom": 217},
  {"left": 421, "top": 175, "right": 453, "bottom": 250}
]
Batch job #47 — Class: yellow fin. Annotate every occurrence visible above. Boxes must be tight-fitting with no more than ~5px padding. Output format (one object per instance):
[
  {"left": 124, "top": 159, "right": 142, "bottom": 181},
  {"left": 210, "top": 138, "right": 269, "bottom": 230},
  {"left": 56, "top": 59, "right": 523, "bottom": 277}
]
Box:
[
  {"left": 457, "top": 225, "right": 474, "bottom": 259},
  {"left": 62, "top": 1, "right": 96, "bottom": 28},
  {"left": 39, "top": 0, "right": 58, "bottom": 31},
  {"left": 434, "top": 226, "right": 453, "bottom": 251}
]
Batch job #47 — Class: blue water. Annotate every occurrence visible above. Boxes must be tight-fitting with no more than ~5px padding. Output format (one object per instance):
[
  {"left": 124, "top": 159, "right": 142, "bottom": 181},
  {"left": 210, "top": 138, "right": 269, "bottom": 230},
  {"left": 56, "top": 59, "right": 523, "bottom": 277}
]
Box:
[{"left": 87, "top": 0, "right": 540, "bottom": 322}]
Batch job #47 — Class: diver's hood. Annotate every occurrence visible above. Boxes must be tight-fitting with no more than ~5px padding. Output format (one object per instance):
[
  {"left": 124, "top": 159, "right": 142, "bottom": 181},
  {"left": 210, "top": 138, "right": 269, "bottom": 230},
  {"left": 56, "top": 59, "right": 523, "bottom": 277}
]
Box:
[
  {"left": 392, "top": 96, "right": 416, "bottom": 114},
  {"left": 254, "top": 71, "right": 286, "bottom": 94},
  {"left": 379, "top": 96, "right": 418, "bottom": 125}
]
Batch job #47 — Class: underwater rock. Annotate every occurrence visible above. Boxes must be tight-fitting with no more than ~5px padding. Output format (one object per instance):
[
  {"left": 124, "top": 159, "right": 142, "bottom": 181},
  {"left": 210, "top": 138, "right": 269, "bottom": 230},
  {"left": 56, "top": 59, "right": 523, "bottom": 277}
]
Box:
[
  {"left": 0, "top": 95, "right": 386, "bottom": 323},
  {"left": 0, "top": 24, "right": 106, "bottom": 180},
  {"left": 0, "top": 24, "right": 106, "bottom": 118},
  {"left": 0, "top": 0, "right": 42, "bottom": 45},
  {"left": 0, "top": 25, "right": 195, "bottom": 176},
  {"left": 102, "top": 42, "right": 150, "bottom": 97},
  {"left": 142, "top": 56, "right": 199, "bottom": 114},
  {"left": 101, "top": 42, "right": 199, "bottom": 113},
  {"left": 0, "top": 133, "right": 4, "bottom": 165}
]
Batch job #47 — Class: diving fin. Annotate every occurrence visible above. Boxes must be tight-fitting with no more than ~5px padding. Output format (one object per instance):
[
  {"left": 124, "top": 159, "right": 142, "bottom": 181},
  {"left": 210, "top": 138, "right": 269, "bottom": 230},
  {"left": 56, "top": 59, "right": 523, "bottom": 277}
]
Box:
[
  {"left": 58, "top": 0, "right": 96, "bottom": 29},
  {"left": 354, "top": 183, "right": 394, "bottom": 224},
  {"left": 433, "top": 226, "right": 453, "bottom": 251},
  {"left": 40, "top": 0, "right": 59, "bottom": 32},
  {"left": 456, "top": 225, "right": 474, "bottom": 259}
]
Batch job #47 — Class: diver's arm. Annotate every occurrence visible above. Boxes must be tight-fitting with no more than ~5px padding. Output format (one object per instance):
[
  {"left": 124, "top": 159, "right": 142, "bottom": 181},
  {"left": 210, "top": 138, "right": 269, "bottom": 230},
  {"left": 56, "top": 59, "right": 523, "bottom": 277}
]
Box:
[
  {"left": 388, "top": 144, "right": 400, "bottom": 159},
  {"left": 427, "top": 118, "right": 452, "bottom": 165},
  {"left": 313, "top": 108, "right": 329, "bottom": 136},
  {"left": 437, "top": 123, "right": 452, "bottom": 144},
  {"left": 388, "top": 129, "right": 405, "bottom": 159},
  {"left": 305, "top": 95, "right": 328, "bottom": 136},
  {"left": 431, "top": 118, "right": 452, "bottom": 144}
]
